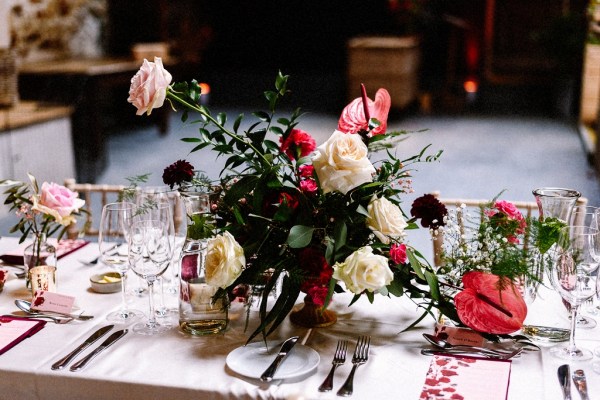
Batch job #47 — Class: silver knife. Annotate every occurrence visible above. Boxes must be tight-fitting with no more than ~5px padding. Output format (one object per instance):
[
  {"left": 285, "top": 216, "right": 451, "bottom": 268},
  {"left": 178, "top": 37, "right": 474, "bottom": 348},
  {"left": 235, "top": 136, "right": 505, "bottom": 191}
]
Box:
[
  {"left": 51, "top": 325, "right": 114, "bottom": 370},
  {"left": 260, "top": 336, "right": 299, "bottom": 382},
  {"left": 558, "top": 364, "right": 572, "bottom": 400},
  {"left": 69, "top": 329, "right": 128, "bottom": 372},
  {"left": 572, "top": 369, "right": 589, "bottom": 400}
]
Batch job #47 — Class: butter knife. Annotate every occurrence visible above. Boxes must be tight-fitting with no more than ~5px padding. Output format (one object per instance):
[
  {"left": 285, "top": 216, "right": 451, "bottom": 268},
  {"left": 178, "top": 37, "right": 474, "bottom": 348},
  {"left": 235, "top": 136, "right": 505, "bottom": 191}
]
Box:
[
  {"left": 572, "top": 369, "right": 589, "bottom": 400},
  {"left": 70, "top": 329, "right": 128, "bottom": 372},
  {"left": 51, "top": 325, "right": 114, "bottom": 370},
  {"left": 558, "top": 364, "right": 572, "bottom": 400},
  {"left": 260, "top": 336, "right": 299, "bottom": 382}
]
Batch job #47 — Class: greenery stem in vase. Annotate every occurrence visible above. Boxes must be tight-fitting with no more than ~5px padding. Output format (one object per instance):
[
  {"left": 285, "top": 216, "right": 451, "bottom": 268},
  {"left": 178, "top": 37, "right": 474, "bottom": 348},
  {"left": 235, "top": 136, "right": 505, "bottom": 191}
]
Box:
[{"left": 1, "top": 174, "right": 86, "bottom": 287}]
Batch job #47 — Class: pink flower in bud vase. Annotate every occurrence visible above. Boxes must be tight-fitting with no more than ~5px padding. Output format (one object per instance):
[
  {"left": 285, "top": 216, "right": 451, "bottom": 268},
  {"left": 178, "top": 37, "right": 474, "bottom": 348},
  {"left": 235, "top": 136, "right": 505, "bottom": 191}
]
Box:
[
  {"left": 32, "top": 182, "right": 85, "bottom": 226},
  {"left": 337, "top": 88, "right": 391, "bottom": 136},
  {"left": 128, "top": 57, "right": 172, "bottom": 116}
]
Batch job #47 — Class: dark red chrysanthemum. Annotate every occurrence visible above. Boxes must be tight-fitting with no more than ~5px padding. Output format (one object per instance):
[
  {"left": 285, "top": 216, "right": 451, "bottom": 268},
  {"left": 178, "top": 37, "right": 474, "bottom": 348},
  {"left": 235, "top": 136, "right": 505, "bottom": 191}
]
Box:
[
  {"left": 162, "top": 159, "right": 195, "bottom": 189},
  {"left": 410, "top": 194, "right": 448, "bottom": 229}
]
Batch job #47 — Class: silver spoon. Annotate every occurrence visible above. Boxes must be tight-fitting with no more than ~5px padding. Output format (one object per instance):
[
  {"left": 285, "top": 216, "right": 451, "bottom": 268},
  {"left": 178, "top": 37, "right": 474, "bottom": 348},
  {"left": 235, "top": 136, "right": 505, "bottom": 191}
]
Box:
[{"left": 15, "top": 299, "right": 94, "bottom": 321}]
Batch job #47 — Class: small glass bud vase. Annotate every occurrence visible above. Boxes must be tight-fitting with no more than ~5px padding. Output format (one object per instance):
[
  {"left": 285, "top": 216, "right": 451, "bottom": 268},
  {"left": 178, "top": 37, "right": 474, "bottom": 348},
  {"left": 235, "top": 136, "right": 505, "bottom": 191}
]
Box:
[
  {"left": 23, "top": 233, "right": 57, "bottom": 288},
  {"left": 178, "top": 191, "right": 229, "bottom": 335}
]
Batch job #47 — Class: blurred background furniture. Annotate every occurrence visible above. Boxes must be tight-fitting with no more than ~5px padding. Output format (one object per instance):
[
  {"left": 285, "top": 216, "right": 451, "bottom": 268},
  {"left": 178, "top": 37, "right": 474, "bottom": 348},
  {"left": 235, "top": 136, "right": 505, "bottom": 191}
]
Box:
[{"left": 18, "top": 58, "right": 172, "bottom": 183}]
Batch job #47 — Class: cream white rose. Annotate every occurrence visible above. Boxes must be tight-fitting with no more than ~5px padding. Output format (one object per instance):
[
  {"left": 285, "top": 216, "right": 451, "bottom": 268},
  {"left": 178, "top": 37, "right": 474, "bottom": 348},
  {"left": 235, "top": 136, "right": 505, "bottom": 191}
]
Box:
[
  {"left": 332, "top": 246, "right": 393, "bottom": 293},
  {"left": 366, "top": 195, "right": 408, "bottom": 244},
  {"left": 205, "top": 232, "right": 245, "bottom": 288},
  {"left": 127, "top": 57, "right": 172, "bottom": 116},
  {"left": 312, "top": 130, "right": 375, "bottom": 194}
]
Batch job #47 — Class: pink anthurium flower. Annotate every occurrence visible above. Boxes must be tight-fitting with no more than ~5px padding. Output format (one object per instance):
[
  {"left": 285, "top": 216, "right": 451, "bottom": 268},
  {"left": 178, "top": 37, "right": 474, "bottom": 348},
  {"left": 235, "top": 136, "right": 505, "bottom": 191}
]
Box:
[
  {"left": 337, "top": 86, "right": 391, "bottom": 136},
  {"left": 454, "top": 271, "right": 527, "bottom": 334}
]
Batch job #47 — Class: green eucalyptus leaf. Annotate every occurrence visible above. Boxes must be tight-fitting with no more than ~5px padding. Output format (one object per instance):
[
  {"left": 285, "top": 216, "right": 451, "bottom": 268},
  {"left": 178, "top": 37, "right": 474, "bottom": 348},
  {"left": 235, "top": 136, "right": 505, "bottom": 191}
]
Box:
[{"left": 287, "top": 225, "right": 315, "bottom": 248}]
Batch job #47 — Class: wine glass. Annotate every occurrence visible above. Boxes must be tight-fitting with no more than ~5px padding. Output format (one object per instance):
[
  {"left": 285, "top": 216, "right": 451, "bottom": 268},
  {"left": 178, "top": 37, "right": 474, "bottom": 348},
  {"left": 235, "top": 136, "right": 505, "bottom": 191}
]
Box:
[
  {"left": 571, "top": 205, "right": 600, "bottom": 319},
  {"left": 136, "top": 188, "right": 178, "bottom": 319},
  {"left": 128, "top": 219, "right": 172, "bottom": 335},
  {"left": 99, "top": 202, "right": 143, "bottom": 323},
  {"left": 548, "top": 225, "right": 599, "bottom": 360}
]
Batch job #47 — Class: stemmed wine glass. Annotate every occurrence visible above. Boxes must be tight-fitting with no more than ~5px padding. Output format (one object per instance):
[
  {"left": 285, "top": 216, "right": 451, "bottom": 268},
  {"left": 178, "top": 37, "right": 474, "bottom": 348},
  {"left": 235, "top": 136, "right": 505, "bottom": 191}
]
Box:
[
  {"left": 128, "top": 219, "right": 172, "bottom": 335},
  {"left": 548, "top": 225, "right": 599, "bottom": 360},
  {"left": 99, "top": 202, "right": 143, "bottom": 323},
  {"left": 135, "top": 187, "right": 178, "bottom": 319}
]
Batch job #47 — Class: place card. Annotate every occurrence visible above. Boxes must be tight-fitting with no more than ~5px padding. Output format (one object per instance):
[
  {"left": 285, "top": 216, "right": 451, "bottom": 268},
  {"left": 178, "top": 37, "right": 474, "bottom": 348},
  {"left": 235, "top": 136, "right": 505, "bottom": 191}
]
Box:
[
  {"left": 0, "top": 316, "right": 46, "bottom": 355},
  {"left": 434, "top": 322, "right": 485, "bottom": 347},
  {"left": 31, "top": 291, "right": 75, "bottom": 314},
  {"left": 420, "top": 354, "right": 511, "bottom": 400}
]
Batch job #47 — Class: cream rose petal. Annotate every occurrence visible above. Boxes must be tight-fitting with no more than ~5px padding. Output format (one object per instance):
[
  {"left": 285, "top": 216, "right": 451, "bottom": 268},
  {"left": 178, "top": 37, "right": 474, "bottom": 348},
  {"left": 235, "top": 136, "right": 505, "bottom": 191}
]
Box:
[
  {"left": 205, "top": 232, "right": 245, "bottom": 289},
  {"left": 366, "top": 196, "right": 408, "bottom": 244},
  {"left": 312, "top": 130, "right": 375, "bottom": 194}
]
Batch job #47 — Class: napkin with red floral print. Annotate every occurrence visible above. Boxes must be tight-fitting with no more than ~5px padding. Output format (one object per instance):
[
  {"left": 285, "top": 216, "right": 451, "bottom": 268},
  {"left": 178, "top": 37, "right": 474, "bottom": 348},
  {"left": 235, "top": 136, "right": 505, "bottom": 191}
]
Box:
[{"left": 420, "top": 354, "right": 511, "bottom": 400}]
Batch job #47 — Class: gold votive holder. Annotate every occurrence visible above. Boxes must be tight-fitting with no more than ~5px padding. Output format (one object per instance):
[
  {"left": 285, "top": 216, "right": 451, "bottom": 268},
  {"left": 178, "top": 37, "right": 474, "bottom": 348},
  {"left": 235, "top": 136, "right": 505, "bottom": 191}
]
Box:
[{"left": 29, "top": 265, "right": 57, "bottom": 298}]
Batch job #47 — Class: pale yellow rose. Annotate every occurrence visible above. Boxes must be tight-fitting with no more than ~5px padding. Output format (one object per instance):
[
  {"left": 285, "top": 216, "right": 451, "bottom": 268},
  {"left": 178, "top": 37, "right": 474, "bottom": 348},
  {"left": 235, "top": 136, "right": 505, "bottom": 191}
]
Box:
[
  {"left": 366, "top": 195, "right": 407, "bottom": 244},
  {"left": 205, "top": 232, "right": 245, "bottom": 288},
  {"left": 127, "top": 57, "right": 172, "bottom": 116},
  {"left": 332, "top": 246, "right": 393, "bottom": 294},
  {"left": 311, "top": 130, "right": 375, "bottom": 194}
]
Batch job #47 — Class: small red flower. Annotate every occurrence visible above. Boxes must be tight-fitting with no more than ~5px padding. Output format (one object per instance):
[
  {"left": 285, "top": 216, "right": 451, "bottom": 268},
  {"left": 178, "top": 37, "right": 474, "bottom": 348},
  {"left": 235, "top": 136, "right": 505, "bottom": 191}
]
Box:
[
  {"left": 389, "top": 243, "right": 407, "bottom": 264},
  {"left": 298, "top": 247, "right": 333, "bottom": 302},
  {"left": 162, "top": 159, "right": 195, "bottom": 189},
  {"left": 279, "top": 129, "right": 317, "bottom": 160}
]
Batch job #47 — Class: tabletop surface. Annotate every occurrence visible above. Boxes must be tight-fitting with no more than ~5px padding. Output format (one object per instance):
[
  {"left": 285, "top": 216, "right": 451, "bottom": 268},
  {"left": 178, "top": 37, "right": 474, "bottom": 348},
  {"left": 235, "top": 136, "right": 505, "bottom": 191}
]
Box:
[{"left": 0, "top": 236, "right": 599, "bottom": 400}]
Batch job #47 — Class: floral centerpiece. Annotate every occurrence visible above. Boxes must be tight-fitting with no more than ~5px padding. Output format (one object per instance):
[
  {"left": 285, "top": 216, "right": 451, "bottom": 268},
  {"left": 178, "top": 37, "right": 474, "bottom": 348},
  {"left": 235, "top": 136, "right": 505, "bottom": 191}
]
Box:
[
  {"left": 0, "top": 175, "right": 86, "bottom": 281},
  {"left": 127, "top": 57, "right": 538, "bottom": 341},
  {"left": 436, "top": 197, "right": 563, "bottom": 335}
]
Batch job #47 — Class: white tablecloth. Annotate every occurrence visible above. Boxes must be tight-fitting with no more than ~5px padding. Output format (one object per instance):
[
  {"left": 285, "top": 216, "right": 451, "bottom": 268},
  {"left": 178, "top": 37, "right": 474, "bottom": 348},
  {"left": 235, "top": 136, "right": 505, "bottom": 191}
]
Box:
[{"left": 0, "top": 237, "right": 599, "bottom": 400}]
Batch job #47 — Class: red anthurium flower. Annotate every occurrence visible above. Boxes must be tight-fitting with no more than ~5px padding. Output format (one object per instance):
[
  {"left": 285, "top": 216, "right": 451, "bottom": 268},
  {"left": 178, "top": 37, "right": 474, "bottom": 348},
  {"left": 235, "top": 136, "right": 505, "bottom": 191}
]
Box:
[
  {"left": 454, "top": 271, "right": 527, "bottom": 334},
  {"left": 337, "top": 88, "right": 391, "bottom": 136}
]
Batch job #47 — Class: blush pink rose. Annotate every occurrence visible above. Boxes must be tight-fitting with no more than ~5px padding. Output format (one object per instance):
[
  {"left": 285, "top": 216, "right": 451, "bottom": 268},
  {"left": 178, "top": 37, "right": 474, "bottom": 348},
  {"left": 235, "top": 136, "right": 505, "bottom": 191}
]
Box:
[
  {"left": 32, "top": 182, "right": 85, "bottom": 226},
  {"left": 337, "top": 88, "right": 391, "bottom": 136},
  {"left": 128, "top": 57, "right": 173, "bottom": 116},
  {"left": 280, "top": 129, "right": 317, "bottom": 160}
]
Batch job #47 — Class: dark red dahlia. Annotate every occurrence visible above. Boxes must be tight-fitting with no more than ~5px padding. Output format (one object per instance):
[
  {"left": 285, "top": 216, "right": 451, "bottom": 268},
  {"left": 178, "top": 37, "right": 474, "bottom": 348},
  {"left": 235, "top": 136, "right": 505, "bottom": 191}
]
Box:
[
  {"left": 410, "top": 194, "right": 447, "bottom": 229},
  {"left": 162, "top": 160, "right": 195, "bottom": 189}
]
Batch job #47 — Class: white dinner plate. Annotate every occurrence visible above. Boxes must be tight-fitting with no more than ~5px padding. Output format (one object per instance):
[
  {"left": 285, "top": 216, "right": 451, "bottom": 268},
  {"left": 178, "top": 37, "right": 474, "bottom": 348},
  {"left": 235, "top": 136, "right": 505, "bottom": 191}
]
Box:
[{"left": 226, "top": 341, "right": 320, "bottom": 381}]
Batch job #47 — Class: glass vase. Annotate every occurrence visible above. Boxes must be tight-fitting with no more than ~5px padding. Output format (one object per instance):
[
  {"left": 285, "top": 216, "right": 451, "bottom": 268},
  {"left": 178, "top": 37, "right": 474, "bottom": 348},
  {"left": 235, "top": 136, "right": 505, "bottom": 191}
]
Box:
[
  {"left": 521, "top": 187, "right": 580, "bottom": 342},
  {"left": 23, "top": 233, "right": 57, "bottom": 289},
  {"left": 178, "top": 191, "right": 229, "bottom": 335}
]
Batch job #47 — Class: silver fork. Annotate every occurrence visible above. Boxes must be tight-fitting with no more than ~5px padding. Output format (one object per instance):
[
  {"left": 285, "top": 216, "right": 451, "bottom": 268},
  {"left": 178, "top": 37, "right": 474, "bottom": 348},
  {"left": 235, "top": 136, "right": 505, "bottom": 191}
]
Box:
[
  {"left": 318, "top": 339, "right": 347, "bottom": 392},
  {"left": 337, "top": 336, "right": 370, "bottom": 397}
]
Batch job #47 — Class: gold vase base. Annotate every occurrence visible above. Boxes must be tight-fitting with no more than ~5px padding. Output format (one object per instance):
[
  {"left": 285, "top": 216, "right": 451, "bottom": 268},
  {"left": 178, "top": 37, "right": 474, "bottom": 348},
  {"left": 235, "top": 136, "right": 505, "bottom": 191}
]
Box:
[{"left": 289, "top": 298, "right": 337, "bottom": 328}]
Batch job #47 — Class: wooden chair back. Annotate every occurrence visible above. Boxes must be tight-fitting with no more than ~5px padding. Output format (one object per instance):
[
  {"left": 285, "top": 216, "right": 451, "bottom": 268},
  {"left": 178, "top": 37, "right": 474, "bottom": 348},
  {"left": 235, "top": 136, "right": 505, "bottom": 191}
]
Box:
[
  {"left": 430, "top": 191, "right": 588, "bottom": 267},
  {"left": 64, "top": 178, "right": 184, "bottom": 239}
]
